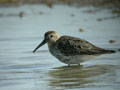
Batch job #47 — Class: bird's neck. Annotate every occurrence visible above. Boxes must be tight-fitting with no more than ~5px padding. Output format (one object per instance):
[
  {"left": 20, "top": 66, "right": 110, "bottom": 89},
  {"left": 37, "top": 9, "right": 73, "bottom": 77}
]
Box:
[
  {"left": 47, "top": 42, "right": 56, "bottom": 55},
  {"left": 47, "top": 41, "right": 56, "bottom": 48}
]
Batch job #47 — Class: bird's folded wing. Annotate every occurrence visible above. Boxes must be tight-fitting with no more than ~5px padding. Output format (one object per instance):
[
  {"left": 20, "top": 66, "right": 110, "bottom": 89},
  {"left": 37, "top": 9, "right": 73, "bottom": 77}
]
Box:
[{"left": 56, "top": 36, "right": 107, "bottom": 56}]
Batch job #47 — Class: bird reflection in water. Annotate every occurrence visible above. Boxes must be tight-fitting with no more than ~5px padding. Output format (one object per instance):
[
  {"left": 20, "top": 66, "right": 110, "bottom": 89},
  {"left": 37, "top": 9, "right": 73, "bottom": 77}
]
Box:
[{"left": 48, "top": 65, "right": 114, "bottom": 89}]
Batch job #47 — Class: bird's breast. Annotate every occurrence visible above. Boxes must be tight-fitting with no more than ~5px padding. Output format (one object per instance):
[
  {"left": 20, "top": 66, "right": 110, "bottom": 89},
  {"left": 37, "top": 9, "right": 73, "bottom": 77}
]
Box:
[{"left": 48, "top": 45, "right": 64, "bottom": 60}]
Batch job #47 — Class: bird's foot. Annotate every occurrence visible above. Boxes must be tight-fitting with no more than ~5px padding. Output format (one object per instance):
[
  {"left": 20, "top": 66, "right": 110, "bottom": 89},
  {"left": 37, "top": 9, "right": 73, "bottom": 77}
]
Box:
[
  {"left": 68, "top": 64, "right": 70, "bottom": 67},
  {"left": 78, "top": 63, "right": 80, "bottom": 66}
]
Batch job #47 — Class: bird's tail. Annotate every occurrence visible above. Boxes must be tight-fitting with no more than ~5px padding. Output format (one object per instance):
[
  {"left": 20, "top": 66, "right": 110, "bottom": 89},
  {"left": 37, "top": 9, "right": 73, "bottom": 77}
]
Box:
[{"left": 101, "top": 49, "right": 116, "bottom": 54}]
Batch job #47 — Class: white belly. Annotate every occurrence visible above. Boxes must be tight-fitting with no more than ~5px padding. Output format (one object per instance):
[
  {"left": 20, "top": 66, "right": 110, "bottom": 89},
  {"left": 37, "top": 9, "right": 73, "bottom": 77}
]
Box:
[
  {"left": 57, "top": 54, "right": 98, "bottom": 64},
  {"left": 50, "top": 48, "right": 99, "bottom": 64}
]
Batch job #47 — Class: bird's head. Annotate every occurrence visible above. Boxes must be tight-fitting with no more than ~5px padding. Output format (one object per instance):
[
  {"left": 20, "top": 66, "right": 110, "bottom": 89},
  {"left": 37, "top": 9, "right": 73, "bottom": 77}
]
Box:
[{"left": 33, "top": 31, "right": 60, "bottom": 53}]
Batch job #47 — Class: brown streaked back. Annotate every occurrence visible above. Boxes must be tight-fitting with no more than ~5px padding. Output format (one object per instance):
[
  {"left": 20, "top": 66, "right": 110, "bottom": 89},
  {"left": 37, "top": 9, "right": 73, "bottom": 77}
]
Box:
[{"left": 55, "top": 36, "right": 115, "bottom": 56}]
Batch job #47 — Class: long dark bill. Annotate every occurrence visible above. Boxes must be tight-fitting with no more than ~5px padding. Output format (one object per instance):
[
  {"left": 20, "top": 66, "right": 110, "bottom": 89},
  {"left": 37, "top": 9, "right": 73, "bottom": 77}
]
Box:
[{"left": 33, "top": 39, "right": 46, "bottom": 53}]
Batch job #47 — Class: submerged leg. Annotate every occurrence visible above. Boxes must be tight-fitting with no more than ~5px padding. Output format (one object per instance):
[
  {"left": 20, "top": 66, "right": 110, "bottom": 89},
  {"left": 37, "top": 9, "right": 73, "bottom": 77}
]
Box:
[
  {"left": 68, "top": 64, "right": 70, "bottom": 67},
  {"left": 78, "top": 63, "right": 80, "bottom": 66}
]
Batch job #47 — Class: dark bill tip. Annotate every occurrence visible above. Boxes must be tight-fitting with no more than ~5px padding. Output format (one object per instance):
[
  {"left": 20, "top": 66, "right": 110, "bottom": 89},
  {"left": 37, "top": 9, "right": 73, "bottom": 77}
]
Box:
[{"left": 33, "top": 39, "right": 46, "bottom": 53}]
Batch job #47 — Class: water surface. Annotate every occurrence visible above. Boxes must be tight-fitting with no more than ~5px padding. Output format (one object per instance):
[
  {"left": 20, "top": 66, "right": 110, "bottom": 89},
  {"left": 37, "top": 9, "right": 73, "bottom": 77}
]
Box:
[{"left": 0, "top": 5, "right": 120, "bottom": 90}]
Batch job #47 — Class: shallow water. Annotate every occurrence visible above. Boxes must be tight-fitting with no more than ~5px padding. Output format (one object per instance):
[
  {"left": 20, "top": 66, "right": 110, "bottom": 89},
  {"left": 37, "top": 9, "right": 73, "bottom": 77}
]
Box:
[{"left": 0, "top": 5, "right": 120, "bottom": 90}]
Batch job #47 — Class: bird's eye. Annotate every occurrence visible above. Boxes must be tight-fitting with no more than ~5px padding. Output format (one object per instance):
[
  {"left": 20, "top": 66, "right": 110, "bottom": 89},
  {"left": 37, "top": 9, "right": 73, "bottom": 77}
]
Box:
[{"left": 50, "top": 35, "right": 53, "bottom": 38}]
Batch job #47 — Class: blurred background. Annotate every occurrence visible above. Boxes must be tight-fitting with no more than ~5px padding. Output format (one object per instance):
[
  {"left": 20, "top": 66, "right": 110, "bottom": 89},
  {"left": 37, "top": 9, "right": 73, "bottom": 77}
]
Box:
[{"left": 0, "top": 0, "right": 120, "bottom": 90}]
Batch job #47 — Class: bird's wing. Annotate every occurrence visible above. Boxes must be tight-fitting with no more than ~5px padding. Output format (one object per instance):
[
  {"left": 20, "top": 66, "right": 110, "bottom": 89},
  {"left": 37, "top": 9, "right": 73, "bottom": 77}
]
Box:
[{"left": 55, "top": 36, "right": 108, "bottom": 56}]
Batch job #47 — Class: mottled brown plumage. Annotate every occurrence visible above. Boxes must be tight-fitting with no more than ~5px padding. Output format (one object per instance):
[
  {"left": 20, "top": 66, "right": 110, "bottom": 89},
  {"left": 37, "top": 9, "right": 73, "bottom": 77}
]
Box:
[
  {"left": 33, "top": 31, "right": 115, "bottom": 66},
  {"left": 55, "top": 36, "right": 115, "bottom": 56}
]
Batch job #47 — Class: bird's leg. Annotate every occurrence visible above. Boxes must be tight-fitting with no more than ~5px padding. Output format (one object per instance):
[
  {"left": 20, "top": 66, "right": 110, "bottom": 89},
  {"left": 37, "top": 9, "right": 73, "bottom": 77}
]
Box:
[
  {"left": 78, "top": 63, "right": 80, "bottom": 66},
  {"left": 68, "top": 64, "right": 70, "bottom": 67}
]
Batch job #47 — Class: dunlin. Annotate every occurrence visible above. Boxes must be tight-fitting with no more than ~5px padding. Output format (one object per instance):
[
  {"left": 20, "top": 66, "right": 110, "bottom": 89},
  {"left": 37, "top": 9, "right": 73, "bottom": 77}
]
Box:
[{"left": 33, "top": 31, "right": 115, "bottom": 66}]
